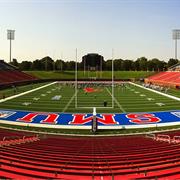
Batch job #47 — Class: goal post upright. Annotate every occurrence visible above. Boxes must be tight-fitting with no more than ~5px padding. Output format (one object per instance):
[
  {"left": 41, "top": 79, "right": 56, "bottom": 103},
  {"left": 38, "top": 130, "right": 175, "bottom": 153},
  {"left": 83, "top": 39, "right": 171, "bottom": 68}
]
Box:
[
  {"left": 75, "top": 48, "right": 78, "bottom": 108},
  {"left": 92, "top": 107, "right": 97, "bottom": 133},
  {"left": 93, "top": 107, "right": 97, "bottom": 116}
]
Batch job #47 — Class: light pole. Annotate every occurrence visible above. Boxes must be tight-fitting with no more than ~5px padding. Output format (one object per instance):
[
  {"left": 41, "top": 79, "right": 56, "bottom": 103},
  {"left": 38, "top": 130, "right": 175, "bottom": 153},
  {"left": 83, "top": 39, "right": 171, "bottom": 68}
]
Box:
[
  {"left": 112, "top": 48, "right": 114, "bottom": 108},
  {"left": 172, "top": 29, "right": 180, "bottom": 60},
  {"left": 7, "top": 30, "right": 15, "bottom": 63},
  {"left": 75, "top": 48, "right": 78, "bottom": 108}
]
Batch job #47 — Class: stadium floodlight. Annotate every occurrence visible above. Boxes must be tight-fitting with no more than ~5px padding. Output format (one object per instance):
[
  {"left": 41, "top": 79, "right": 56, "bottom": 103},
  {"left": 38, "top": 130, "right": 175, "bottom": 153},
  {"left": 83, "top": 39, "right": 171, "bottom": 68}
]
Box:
[
  {"left": 7, "top": 30, "right": 15, "bottom": 63},
  {"left": 112, "top": 48, "right": 114, "bottom": 108},
  {"left": 75, "top": 48, "right": 78, "bottom": 108},
  {"left": 172, "top": 29, "right": 180, "bottom": 60}
]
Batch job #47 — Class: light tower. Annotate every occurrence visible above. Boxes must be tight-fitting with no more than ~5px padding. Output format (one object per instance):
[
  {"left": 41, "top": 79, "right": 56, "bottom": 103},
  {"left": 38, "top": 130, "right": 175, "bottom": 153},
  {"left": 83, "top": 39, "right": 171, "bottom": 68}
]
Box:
[
  {"left": 7, "top": 30, "right": 15, "bottom": 63},
  {"left": 172, "top": 29, "right": 180, "bottom": 60}
]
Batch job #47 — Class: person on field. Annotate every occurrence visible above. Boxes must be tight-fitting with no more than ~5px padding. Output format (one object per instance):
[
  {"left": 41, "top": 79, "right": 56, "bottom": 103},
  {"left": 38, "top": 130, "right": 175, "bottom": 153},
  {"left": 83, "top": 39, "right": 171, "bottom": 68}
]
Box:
[{"left": 103, "top": 100, "right": 107, "bottom": 107}]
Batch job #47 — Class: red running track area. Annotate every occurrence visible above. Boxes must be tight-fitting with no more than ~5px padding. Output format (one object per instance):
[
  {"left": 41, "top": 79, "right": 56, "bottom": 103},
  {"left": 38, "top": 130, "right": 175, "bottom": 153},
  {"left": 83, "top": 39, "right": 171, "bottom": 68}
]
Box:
[{"left": 1, "top": 129, "right": 180, "bottom": 179}]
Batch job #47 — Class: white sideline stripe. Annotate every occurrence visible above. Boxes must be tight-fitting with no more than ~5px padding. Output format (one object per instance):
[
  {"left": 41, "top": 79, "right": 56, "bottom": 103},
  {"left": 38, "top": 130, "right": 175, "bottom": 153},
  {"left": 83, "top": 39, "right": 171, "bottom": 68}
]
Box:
[
  {"left": 62, "top": 91, "right": 76, "bottom": 112},
  {"left": 130, "top": 82, "right": 180, "bottom": 101},
  {"left": 0, "top": 82, "right": 57, "bottom": 103},
  {"left": 106, "top": 87, "right": 126, "bottom": 113}
]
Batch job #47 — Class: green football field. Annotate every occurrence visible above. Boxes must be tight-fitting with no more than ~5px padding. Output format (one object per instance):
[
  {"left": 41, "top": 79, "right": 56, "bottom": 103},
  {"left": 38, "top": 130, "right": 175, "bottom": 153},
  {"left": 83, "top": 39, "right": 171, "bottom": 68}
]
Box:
[{"left": 0, "top": 81, "right": 179, "bottom": 113}]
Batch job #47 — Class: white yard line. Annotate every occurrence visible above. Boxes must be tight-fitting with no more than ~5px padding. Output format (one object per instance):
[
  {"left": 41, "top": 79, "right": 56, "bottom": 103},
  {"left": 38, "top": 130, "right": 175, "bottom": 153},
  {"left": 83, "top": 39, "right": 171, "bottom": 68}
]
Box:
[
  {"left": 0, "top": 82, "right": 57, "bottom": 103},
  {"left": 130, "top": 82, "right": 180, "bottom": 101},
  {"left": 62, "top": 91, "right": 77, "bottom": 112},
  {"left": 106, "top": 87, "right": 126, "bottom": 113}
]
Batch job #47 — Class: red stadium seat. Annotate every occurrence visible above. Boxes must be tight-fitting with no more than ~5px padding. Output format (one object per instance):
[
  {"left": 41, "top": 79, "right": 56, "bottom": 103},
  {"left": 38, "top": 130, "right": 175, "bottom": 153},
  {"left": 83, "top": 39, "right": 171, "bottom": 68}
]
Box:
[
  {"left": 1, "top": 128, "right": 180, "bottom": 179},
  {"left": 145, "top": 71, "right": 180, "bottom": 87}
]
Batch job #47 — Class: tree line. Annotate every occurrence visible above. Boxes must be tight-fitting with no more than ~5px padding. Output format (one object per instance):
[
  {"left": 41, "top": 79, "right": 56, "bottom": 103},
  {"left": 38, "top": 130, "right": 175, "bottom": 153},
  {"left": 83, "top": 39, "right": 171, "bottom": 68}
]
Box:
[{"left": 10, "top": 56, "right": 179, "bottom": 71}]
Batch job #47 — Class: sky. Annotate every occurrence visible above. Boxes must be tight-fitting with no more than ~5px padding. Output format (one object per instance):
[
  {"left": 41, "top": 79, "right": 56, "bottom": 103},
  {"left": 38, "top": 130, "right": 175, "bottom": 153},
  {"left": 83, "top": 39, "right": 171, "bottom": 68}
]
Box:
[{"left": 0, "top": 0, "right": 180, "bottom": 62}]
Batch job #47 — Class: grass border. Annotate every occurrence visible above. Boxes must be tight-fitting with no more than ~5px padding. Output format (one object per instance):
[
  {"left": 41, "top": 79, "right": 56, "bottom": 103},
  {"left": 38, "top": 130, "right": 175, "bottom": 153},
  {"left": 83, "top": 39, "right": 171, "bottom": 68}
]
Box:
[{"left": 1, "top": 121, "right": 180, "bottom": 136}]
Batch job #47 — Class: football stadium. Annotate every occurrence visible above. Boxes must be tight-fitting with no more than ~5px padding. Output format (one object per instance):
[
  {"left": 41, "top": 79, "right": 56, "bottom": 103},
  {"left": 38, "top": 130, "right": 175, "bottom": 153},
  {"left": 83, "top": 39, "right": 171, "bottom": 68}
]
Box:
[
  {"left": 0, "top": 54, "right": 180, "bottom": 179},
  {"left": 0, "top": 1, "right": 180, "bottom": 180}
]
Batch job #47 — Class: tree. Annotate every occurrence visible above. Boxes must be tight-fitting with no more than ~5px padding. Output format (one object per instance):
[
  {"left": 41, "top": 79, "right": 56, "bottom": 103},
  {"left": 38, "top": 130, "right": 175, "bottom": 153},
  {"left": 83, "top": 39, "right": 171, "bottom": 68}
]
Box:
[
  {"left": 15, "top": 55, "right": 171, "bottom": 72},
  {"left": 114, "top": 59, "right": 124, "bottom": 71},
  {"left": 19, "top": 61, "right": 32, "bottom": 70},
  {"left": 55, "top": 59, "right": 65, "bottom": 71},
  {"left": 136, "top": 57, "right": 148, "bottom": 71},
  {"left": 66, "top": 61, "right": 75, "bottom": 70},
  {"left": 167, "top": 59, "right": 179, "bottom": 68},
  {"left": 105, "top": 60, "right": 112, "bottom": 70},
  {"left": 41, "top": 56, "right": 54, "bottom": 71},
  {"left": 31, "top": 59, "right": 42, "bottom": 70},
  {"left": 124, "top": 60, "right": 133, "bottom": 71},
  {"left": 147, "top": 58, "right": 167, "bottom": 71},
  {"left": 10, "top": 58, "right": 19, "bottom": 68},
  {"left": 133, "top": 60, "right": 140, "bottom": 71}
]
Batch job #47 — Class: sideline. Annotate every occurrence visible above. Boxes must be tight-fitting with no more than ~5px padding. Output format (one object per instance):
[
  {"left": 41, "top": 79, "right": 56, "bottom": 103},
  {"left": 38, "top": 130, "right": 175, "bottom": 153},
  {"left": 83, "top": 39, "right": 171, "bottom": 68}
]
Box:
[
  {"left": 0, "top": 82, "right": 57, "bottom": 103},
  {"left": 130, "top": 82, "right": 180, "bottom": 101}
]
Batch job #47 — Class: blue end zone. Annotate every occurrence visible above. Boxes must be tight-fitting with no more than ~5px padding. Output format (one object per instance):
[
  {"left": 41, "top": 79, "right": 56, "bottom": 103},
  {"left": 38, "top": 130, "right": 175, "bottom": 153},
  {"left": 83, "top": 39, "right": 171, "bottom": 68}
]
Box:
[{"left": 0, "top": 109, "right": 180, "bottom": 129}]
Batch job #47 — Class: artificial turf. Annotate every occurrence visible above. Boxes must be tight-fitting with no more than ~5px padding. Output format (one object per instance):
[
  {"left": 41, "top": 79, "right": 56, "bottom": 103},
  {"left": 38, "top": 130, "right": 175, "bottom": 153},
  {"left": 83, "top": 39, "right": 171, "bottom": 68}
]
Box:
[{"left": 0, "top": 82, "right": 179, "bottom": 113}]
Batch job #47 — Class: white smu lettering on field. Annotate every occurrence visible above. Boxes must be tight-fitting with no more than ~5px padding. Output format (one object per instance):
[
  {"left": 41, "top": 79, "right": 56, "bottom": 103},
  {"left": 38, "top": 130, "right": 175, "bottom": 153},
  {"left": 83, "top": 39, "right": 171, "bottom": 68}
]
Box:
[
  {"left": 171, "top": 112, "right": 180, "bottom": 118},
  {"left": 0, "top": 111, "right": 15, "bottom": 118}
]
